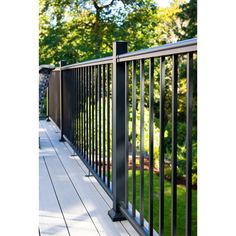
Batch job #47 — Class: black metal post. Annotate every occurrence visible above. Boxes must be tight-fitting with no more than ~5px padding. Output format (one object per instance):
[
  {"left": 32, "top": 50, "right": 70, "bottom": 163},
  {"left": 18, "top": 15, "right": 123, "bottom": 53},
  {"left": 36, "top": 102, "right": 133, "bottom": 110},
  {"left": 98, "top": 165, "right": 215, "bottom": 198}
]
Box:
[
  {"left": 59, "top": 60, "right": 66, "bottom": 142},
  {"left": 46, "top": 87, "right": 50, "bottom": 121},
  {"left": 108, "top": 41, "right": 127, "bottom": 221}
]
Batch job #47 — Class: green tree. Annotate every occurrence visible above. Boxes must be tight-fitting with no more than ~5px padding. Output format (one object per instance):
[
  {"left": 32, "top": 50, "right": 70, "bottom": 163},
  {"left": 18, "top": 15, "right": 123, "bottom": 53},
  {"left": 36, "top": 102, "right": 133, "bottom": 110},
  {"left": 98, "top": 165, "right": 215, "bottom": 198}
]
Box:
[{"left": 175, "top": 0, "right": 197, "bottom": 40}]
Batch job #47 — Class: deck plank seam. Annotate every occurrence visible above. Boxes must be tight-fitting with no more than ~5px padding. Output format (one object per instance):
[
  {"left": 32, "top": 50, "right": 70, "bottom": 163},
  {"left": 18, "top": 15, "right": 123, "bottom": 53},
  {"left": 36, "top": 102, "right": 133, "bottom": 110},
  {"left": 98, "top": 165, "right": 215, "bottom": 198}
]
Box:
[
  {"left": 42, "top": 155, "right": 71, "bottom": 236},
  {"left": 62, "top": 141, "right": 111, "bottom": 204},
  {"left": 47, "top": 121, "right": 133, "bottom": 236},
  {"left": 41, "top": 121, "right": 101, "bottom": 236},
  {"left": 120, "top": 222, "right": 132, "bottom": 236},
  {"left": 43, "top": 120, "right": 137, "bottom": 236},
  {"left": 47, "top": 121, "right": 113, "bottom": 209}
]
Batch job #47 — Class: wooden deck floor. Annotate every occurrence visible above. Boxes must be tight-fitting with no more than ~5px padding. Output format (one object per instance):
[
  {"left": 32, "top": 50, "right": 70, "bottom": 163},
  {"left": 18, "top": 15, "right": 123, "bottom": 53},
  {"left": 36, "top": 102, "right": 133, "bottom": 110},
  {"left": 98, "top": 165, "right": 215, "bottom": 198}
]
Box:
[{"left": 39, "top": 120, "right": 138, "bottom": 236}]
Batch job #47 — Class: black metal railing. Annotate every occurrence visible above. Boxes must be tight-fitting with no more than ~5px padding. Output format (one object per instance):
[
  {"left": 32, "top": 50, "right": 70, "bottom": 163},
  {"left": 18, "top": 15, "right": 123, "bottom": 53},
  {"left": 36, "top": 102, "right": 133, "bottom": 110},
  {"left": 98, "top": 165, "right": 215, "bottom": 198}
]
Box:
[{"left": 47, "top": 38, "right": 197, "bottom": 236}]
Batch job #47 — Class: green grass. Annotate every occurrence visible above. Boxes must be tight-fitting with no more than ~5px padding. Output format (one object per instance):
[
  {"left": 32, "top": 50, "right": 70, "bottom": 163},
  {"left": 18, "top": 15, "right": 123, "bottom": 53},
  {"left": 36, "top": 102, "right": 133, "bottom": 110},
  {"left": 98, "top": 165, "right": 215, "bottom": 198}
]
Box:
[{"left": 127, "top": 170, "right": 197, "bottom": 236}]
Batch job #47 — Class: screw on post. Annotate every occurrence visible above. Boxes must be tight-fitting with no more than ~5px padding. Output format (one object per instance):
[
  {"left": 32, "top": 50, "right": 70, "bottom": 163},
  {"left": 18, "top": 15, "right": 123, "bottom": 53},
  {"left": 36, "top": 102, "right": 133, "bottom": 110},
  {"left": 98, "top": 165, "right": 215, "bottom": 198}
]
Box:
[{"left": 108, "top": 41, "right": 128, "bottom": 222}]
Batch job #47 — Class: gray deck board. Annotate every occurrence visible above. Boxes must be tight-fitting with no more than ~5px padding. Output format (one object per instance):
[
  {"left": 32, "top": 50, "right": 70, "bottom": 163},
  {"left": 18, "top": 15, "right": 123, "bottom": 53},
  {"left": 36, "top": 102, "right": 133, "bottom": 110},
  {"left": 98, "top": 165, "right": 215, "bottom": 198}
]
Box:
[
  {"left": 39, "top": 120, "right": 138, "bottom": 236},
  {"left": 39, "top": 157, "right": 69, "bottom": 236}
]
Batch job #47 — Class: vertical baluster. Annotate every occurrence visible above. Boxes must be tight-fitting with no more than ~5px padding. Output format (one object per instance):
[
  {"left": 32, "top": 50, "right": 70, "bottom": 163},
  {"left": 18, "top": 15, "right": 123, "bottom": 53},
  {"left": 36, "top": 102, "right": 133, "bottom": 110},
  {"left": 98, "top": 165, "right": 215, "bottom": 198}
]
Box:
[
  {"left": 186, "top": 52, "right": 193, "bottom": 236},
  {"left": 86, "top": 67, "right": 89, "bottom": 162},
  {"left": 68, "top": 71, "right": 71, "bottom": 141},
  {"left": 85, "top": 67, "right": 86, "bottom": 158},
  {"left": 80, "top": 68, "right": 82, "bottom": 152},
  {"left": 159, "top": 56, "right": 165, "bottom": 236},
  {"left": 70, "top": 71, "right": 72, "bottom": 142},
  {"left": 149, "top": 58, "right": 154, "bottom": 236},
  {"left": 132, "top": 60, "right": 137, "bottom": 217},
  {"left": 81, "top": 67, "right": 83, "bottom": 153},
  {"left": 75, "top": 69, "right": 77, "bottom": 150},
  {"left": 89, "top": 66, "right": 91, "bottom": 165},
  {"left": 83, "top": 67, "right": 86, "bottom": 158},
  {"left": 73, "top": 69, "right": 75, "bottom": 146},
  {"left": 98, "top": 65, "right": 102, "bottom": 177},
  {"left": 124, "top": 61, "right": 129, "bottom": 208},
  {"left": 69, "top": 71, "right": 71, "bottom": 142},
  {"left": 140, "top": 59, "right": 144, "bottom": 227},
  {"left": 72, "top": 69, "right": 74, "bottom": 145},
  {"left": 87, "top": 67, "right": 89, "bottom": 162},
  {"left": 92, "top": 66, "right": 95, "bottom": 169},
  {"left": 103, "top": 64, "right": 106, "bottom": 182},
  {"left": 76, "top": 68, "right": 78, "bottom": 150},
  {"left": 74, "top": 69, "right": 76, "bottom": 147},
  {"left": 85, "top": 67, "right": 86, "bottom": 157},
  {"left": 107, "top": 64, "right": 111, "bottom": 188},
  {"left": 86, "top": 67, "right": 88, "bottom": 157},
  {"left": 172, "top": 54, "right": 178, "bottom": 236},
  {"left": 79, "top": 67, "right": 82, "bottom": 153},
  {"left": 95, "top": 66, "right": 98, "bottom": 173},
  {"left": 78, "top": 68, "right": 80, "bottom": 151},
  {"left": 75, "top": 69, "right": 77, "bottom": 149},
  {"left": 80, "top": 67, "right": 83, "bottom": 155}
]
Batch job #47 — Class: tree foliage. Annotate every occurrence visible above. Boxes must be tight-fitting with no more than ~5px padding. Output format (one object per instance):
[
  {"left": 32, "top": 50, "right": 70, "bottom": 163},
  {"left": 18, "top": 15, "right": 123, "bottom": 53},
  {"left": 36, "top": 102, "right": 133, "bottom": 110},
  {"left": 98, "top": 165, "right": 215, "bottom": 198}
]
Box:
[
  {"left": 40, "top": 0, "right": 198, "bottom": 65},
  {"left": 175, "top": 0, "right": 197, "bottom": 40}
]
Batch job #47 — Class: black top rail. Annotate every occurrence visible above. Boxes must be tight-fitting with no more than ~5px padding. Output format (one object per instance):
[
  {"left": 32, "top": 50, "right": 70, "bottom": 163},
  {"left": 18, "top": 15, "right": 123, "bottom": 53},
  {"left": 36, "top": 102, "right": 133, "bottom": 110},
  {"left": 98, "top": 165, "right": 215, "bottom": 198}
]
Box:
[
  {"left": 117, "top": 38, "right": 197, "bottom": 62},
  {"left": 53, "top": 39, "right": 196, "bottom": 71},
  {"left": 61, "top": 56, "right": 113, "bottom": 70}
]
